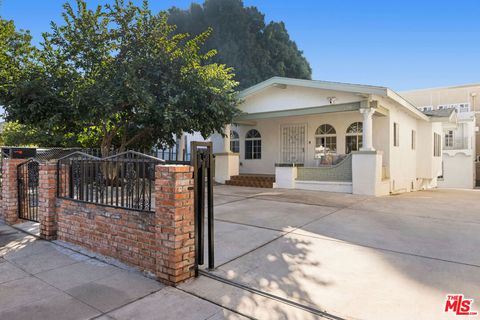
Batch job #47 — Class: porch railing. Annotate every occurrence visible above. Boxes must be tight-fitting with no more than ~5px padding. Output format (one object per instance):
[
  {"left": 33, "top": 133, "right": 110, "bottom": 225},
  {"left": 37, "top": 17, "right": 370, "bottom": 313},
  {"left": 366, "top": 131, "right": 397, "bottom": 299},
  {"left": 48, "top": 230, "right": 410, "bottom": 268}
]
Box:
[
  {"left": 444, "top": 137, "right": 469, "bottom": 150},
  {"left": 297, "top": 154, "right": 352, "bottom": 182}
]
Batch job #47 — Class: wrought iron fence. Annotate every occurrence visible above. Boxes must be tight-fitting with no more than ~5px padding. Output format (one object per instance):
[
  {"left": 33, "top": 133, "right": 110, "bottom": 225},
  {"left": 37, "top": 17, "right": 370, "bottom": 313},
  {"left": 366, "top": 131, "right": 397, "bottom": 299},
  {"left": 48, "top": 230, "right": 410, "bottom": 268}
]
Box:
[
  {"left": 57, "top": 151, "right": 165, "bottom": 212},
  {"left": 17, "top": 159, "right": 40, "bottom": 222}
]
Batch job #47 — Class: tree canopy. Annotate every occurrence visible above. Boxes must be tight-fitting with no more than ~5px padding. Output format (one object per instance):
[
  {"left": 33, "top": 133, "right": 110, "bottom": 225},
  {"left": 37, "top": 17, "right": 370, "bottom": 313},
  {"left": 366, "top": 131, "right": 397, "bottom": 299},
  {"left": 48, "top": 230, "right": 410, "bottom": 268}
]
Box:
[
  {"left": 168, "top": 0, "right": 312, "bottom": 90},
  {"left": 0, "top": 0, "right": 239, "bottom": 154}
]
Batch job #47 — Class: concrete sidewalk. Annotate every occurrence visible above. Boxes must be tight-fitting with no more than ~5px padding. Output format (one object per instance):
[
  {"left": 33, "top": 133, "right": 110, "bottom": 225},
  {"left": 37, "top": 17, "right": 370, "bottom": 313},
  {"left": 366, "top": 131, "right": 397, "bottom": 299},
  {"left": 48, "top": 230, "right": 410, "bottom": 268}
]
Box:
[{"left": 0, "top": 224, "right": 247, "bottom": 320}]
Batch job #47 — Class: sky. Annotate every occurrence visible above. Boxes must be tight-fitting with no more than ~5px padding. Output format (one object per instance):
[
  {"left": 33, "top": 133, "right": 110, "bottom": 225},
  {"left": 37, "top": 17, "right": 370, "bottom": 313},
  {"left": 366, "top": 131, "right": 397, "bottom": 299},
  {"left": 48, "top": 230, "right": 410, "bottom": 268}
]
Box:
[{"left": 1, "top": 0, "right": 480, "bottom": 92}]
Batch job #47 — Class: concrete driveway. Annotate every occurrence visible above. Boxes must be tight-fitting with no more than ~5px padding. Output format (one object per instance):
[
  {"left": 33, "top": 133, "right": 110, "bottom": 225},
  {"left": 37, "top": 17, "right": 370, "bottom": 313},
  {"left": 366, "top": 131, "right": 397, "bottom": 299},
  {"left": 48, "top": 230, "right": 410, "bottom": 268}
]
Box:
[{"left": 181, "top": 186, "right": 480, "bottom": 320}]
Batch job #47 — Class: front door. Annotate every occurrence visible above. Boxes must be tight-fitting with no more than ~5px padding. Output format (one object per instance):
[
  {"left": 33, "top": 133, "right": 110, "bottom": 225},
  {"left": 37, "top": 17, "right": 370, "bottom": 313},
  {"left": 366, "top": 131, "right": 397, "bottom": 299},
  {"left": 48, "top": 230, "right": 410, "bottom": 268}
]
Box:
[{"left": 281, "top": 124, "right": 306, "bottom": 163}]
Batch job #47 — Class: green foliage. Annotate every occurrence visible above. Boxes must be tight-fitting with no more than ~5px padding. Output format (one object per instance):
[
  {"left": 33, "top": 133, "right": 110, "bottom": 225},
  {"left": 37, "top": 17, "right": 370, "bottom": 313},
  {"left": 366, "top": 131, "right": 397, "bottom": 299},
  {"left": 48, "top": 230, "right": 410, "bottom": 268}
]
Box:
[
  {"left": 168, "top": 0, "right": 312, "bottom": 89},
  {"left": 0, "top": 122, "right": 80, "bottom": 147},
  {"left": 0, "top": 1, "right": 239, "bottom": 155}
]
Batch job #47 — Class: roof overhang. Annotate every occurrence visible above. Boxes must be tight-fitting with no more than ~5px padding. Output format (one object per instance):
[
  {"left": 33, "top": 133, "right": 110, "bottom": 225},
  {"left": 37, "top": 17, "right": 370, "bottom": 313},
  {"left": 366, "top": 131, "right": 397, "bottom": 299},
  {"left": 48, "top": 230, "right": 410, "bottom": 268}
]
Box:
[
  {"left": 234, "top": 102, "right": 361, "bottom": 122},
  {"left": 238, "top": 77, "right": 430, "bottom": 121}
]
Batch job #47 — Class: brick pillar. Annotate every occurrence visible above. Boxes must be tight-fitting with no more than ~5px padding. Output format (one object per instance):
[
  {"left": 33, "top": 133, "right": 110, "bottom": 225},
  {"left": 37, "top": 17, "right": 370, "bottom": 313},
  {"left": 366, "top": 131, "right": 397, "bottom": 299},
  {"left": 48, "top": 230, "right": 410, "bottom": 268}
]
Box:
[
  {"left": 38, "top": 162, "right": 58, "bottom": 240},
  {"left": 155, "top": 165, "right": 195, "bottom": 286},
  {"left": 0, "top": 158, "right": 24, "bottom": 225}
]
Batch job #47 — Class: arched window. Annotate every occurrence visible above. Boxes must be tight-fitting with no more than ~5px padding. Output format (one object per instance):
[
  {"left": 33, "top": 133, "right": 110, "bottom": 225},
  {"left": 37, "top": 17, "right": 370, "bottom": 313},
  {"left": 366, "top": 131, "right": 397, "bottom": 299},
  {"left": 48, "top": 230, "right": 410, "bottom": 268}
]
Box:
[
  {"left": 230, "top": 130, "right": 240, "bottom": 153},
  {"left": 314, "top": 124, "right": 337, "bottom": 155},
  {"left": 345, "top": 122, "right": 363, "bottom": 154},
  {"left": 245, "top": 129, "right": 261, "bottom": 159}
]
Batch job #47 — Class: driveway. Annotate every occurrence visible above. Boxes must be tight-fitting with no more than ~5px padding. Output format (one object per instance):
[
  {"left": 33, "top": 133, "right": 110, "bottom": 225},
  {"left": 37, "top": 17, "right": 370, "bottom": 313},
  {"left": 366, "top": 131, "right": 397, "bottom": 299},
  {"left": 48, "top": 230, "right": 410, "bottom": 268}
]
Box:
[{"left": 181, "top": 186, "right": 480, "bottom": 320}]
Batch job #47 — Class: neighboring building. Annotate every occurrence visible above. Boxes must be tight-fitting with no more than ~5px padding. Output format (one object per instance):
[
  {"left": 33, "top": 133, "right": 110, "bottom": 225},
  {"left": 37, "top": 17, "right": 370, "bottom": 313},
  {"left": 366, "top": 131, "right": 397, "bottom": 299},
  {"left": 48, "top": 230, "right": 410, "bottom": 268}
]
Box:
[
  {"left": 401, "top": 84, "right": 480, "bottom": 188},
  {"left": 210, "top": 77, "right": 449, "bottom": 196}
]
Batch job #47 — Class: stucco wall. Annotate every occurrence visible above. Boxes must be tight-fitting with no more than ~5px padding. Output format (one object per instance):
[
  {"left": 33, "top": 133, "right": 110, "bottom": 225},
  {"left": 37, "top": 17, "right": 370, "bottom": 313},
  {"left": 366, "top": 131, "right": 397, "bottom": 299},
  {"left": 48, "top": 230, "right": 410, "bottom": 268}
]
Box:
[
  {"left": 212, "top": 111, "right": 380, "bottom": 175},
  {"left": 240, "top": 85, "right": 362, "bottom": 114},
  {"left": 386, "top": 103, "right": 419, "bottom": 191},
  {"left": 438, "top": 153, "right": 475, "bottom": 189}
]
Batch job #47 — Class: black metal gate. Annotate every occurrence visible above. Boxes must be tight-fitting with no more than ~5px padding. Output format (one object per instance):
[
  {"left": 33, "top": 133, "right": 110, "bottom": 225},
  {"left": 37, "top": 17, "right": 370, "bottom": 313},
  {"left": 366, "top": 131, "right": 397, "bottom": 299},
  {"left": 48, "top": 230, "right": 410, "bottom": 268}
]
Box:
[
  {"left": 17, "top": 160, "right": 40, "bottom": 222},
  {"left": 191, "top": 141, "right": 215, "bottom": 275}
]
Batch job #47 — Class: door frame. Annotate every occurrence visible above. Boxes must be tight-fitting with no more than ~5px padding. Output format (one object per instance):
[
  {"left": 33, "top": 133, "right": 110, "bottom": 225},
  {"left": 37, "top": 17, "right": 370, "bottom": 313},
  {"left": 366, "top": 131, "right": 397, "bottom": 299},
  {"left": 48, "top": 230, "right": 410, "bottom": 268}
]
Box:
[{"left": 279, "top": 123, "right": 308, "bottom": 164}]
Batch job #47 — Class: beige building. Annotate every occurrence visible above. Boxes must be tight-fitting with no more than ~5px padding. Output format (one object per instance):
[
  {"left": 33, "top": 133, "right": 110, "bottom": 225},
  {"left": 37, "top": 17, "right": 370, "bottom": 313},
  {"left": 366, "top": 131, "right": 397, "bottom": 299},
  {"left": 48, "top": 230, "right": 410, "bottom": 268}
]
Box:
[{"left": 401, "top": 84, "right": 480, "bottom": 187}]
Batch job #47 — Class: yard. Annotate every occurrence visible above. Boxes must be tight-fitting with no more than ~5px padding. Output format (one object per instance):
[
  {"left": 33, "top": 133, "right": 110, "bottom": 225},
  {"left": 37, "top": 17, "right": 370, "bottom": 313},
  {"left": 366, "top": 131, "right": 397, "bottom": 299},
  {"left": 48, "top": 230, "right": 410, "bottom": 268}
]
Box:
[{"left": 181, "top": 186, "right": 480, "bottom": 320}]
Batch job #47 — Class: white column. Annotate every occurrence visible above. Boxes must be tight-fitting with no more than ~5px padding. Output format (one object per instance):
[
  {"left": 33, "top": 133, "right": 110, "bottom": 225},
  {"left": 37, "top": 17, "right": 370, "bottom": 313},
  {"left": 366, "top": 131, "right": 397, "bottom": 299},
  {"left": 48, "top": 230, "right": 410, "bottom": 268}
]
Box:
[
  {"left": 177, "top": 132, "right": 186, "bottom": 161},
  {"left": 223, "top": 124, "right": 231, "bottom": 153},
  {"left": 360, "top": 108, "right": 375, "bottom": 151}
]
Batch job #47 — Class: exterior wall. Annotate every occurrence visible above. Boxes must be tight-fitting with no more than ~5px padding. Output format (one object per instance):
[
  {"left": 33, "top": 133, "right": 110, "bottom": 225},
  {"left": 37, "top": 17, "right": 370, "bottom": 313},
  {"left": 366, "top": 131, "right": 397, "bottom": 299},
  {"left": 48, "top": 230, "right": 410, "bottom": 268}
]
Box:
[
  {"left": 387, "top": 103, "right": 420, "bottom": 192},
  {"left": 55, "top": 164, "right": 196, "bottom": 286},
  {"left": 38, "top": 163, "right": 58, "bottom": 240},
  {"left": 57, "top": 198, "right": 158, "bottom": 274},
  {"left": 403, "top": 85, "right": 479, "bottom": 188},
  {"left": 416, "top": 121, "right": 443, "bottom": 184},
  {"left": 438, "top": 153, "right": 475, "bottom": 189},
  {"left": 213, "top": 111, "right": 367, "bottom": 175},
  {"left": 0, "top": 159, "right": 24, "bottom": 224},
  {"left": 240, "top": 85, "right": 362, "bottom": 114},
  {"left": 400, "top": 84, "right": 480, "bottom": 113}
]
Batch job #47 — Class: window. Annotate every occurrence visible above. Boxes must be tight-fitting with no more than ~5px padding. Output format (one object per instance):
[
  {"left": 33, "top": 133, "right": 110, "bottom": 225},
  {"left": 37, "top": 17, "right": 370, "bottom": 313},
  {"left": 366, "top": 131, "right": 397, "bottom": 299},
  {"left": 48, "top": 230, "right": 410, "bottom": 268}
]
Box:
[
  {"left": 434, "top": 133, "right": 441, "bottom": 157},
  {"left": 411, "top": 130, "right": 416, "bottom": 150},
  {"left": 315, "top": 124, "right": 337, "bottom": 155},
  {"left": 444, "top": 130, "right": 454, "bottom": 148},
  {"left": 345, "top": 122, "right": 363, "bottom": 154},
  {"left": 245, "top": 129, "right": 261, "bottom": 159},
  {"left": 230, "top": 130, "right": 240, "bottom": 153},
  {"left": 393, "top": 123, "right": 400, "bottom": 147}
]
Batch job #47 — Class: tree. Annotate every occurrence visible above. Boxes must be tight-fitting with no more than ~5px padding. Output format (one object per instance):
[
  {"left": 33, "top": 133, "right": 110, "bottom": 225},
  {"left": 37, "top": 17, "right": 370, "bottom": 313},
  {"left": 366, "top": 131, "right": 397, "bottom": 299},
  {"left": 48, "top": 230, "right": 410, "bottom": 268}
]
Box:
[
  {"left": 1, "top": 0, "right": 239, "bottom": 156},
  {"left": 168, "top": 0, "right": 312, "bottom": 89},
  {"left": 0, "top": 121, "right": 80, "bottom": 147}
]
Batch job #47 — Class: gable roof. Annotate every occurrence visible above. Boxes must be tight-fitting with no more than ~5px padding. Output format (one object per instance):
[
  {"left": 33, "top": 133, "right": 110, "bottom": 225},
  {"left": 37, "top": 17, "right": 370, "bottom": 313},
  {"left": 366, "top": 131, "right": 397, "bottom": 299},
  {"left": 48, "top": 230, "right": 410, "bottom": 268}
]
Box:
[{"left": 239, "top": 77, "right": 429, "bottom": 121}]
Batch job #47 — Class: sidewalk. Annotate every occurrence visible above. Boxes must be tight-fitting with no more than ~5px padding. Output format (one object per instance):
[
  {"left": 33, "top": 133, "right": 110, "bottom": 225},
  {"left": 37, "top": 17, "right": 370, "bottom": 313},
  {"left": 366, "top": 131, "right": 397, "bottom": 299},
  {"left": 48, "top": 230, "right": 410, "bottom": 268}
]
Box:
[{"left": 0, "top": 223, "right": 247, "bottom": 320}]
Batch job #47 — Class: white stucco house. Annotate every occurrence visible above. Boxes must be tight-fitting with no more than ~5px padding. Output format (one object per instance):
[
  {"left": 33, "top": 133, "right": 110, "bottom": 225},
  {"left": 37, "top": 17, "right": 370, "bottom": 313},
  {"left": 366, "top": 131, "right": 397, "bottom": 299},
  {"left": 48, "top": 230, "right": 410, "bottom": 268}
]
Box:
[
  {"left": 401, "top": 84, "right": 479, "bottom": 189},
  {"left": 210, "top": 77, "right": 450, "bottom": 196}
]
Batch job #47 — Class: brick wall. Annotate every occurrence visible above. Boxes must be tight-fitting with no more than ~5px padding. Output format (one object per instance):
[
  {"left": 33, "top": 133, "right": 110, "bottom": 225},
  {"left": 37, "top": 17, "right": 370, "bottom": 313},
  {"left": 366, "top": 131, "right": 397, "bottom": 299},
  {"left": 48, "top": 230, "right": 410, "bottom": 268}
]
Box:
[
  {"left": 155, "top": 165, "right": 195, "bottom": 285},
  {"left": 56, "top": 164, "right": 195, "bottom": 285},
  {"left": 38, "top": 163, "right": 58, "bottom": 240},
  {"left": 0, "top": 158, "right": 197, "bottom": 286},
  {"left": 0, "top": 158, "right": 24, "bottom": 224},
  {"left": 57, "top": 199, "right": 158, "bottom": 275}
]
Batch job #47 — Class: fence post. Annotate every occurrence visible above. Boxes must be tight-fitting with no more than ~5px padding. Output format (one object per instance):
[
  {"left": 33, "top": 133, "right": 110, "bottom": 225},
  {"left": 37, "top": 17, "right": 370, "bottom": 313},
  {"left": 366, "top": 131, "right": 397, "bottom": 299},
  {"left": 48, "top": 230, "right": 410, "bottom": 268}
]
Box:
[
  {"left": 38, "top": 162, "right": 58, "bottom": 240},
  {"left": 0, "top": 158, "right": 24, "bottom": 225},
  {"left": 155, "top": 164, "right": 195, "bottom": 286}
]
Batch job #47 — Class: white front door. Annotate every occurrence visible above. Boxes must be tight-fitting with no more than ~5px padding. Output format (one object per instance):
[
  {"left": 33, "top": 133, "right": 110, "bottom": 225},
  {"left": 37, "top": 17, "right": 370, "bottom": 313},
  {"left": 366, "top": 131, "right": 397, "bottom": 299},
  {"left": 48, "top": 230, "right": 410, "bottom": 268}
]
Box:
[{"left": 281, "top": 124, "right": 306, "bottom": 163}]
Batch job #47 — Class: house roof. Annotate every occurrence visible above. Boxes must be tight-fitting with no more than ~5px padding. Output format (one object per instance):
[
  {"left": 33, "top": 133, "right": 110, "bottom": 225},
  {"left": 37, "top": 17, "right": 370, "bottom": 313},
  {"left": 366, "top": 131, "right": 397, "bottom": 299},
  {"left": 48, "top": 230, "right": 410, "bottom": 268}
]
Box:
[
  {"left": 239, "top": 77, "right": 429, "bottom": 121},
  {"left": 422, "top": 108, "right": 457, "bottom": 124},
  {"left": 422, "top": 108, "right": 455, "bottom": 118}
]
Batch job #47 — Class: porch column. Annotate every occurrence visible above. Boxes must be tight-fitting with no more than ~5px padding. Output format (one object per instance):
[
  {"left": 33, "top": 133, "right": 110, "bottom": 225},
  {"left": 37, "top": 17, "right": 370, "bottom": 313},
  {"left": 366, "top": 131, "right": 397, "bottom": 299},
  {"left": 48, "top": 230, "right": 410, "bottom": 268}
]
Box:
[
  {"left": 360, "top": 108, "right": 375, "bottom": 151},
  {"left": 223, "top": 124, "right": 231, "bottom": 153},
  {"left": 177, "top": 132, "right": 186, "bottom": 161},
  {"left": 214, "top": 123, "right": 239, "bottom": 184}
]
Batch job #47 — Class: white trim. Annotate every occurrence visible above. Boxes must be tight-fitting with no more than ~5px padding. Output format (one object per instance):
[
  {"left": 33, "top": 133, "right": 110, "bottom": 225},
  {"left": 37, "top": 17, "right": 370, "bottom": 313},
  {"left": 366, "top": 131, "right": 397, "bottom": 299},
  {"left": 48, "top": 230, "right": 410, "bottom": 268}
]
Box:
[{"left": 238, "top": 77, "right": 429, "bottom": 121}]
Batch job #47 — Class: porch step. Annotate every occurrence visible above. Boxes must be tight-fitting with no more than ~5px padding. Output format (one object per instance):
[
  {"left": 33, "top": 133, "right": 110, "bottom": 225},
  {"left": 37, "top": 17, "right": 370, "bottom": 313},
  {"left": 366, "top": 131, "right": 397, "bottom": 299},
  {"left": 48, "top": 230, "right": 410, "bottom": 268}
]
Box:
[{"left": 225, "top": 175, "right": 275, "bottom": 188}]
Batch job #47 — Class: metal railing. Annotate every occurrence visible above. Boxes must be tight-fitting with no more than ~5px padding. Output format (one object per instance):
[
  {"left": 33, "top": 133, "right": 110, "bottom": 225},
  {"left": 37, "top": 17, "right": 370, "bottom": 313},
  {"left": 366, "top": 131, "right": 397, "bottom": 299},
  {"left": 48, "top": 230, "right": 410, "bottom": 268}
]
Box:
[
  {"left": 444, "top": 137, "right": 469, "bottom": 150},
  {"left": 57, "top": 151, "right": 165, "bottom": 212}
]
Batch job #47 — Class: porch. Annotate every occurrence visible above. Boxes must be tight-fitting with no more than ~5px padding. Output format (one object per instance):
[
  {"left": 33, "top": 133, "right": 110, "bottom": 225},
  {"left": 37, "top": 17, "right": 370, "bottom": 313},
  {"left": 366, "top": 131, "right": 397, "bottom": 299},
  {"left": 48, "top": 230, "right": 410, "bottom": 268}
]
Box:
[{"left": 214, "top": 100, "right": 391, "bottom": 195}]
